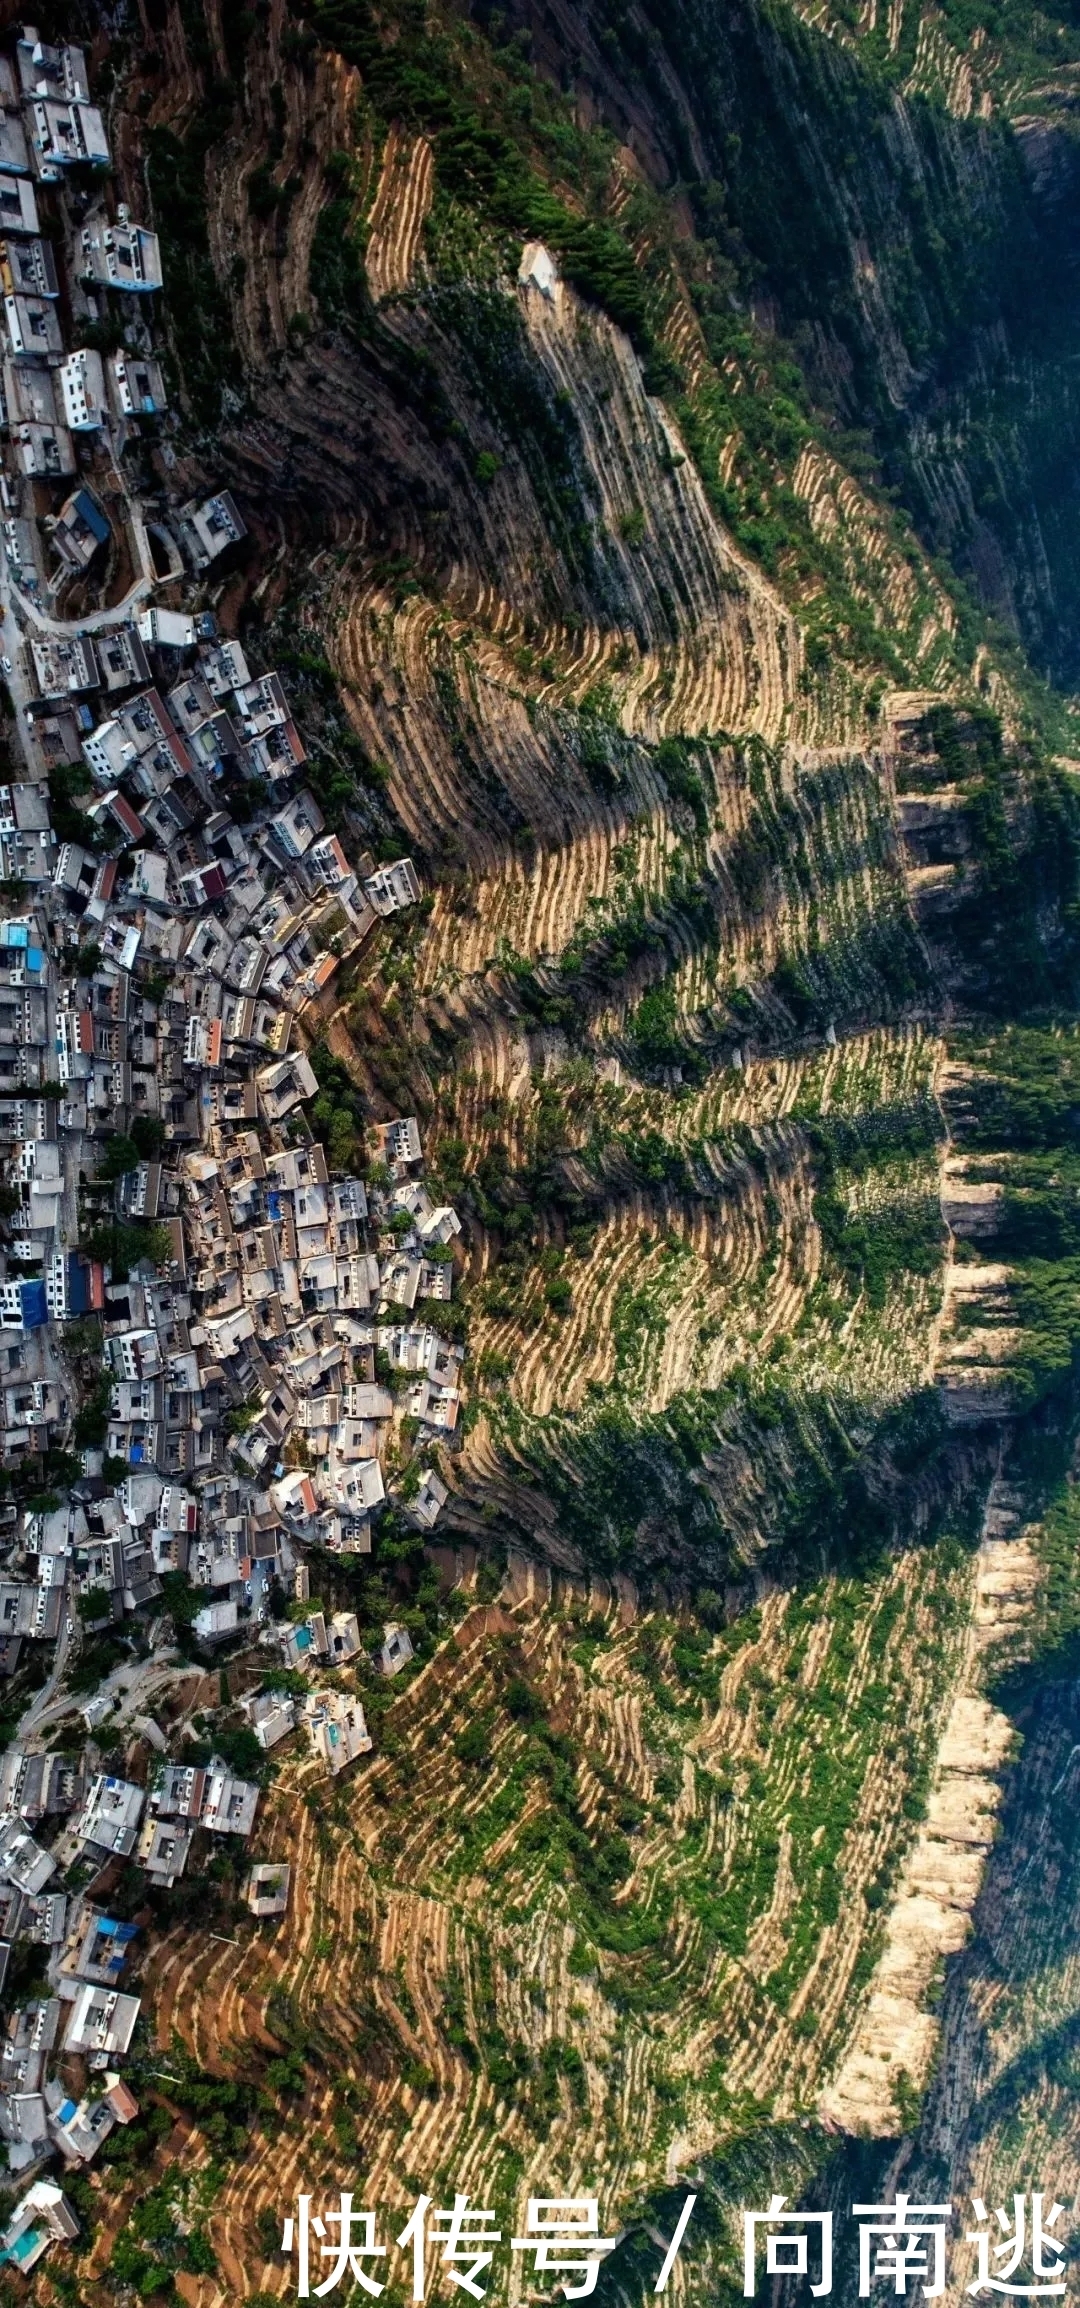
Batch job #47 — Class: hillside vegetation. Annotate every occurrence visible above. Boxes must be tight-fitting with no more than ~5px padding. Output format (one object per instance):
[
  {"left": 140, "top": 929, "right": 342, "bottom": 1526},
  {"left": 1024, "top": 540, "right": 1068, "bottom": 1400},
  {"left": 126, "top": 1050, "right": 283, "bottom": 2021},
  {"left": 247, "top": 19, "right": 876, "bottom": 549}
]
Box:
[{"left": 36, "top": 0, "right": 1080, "bottom": 2298}]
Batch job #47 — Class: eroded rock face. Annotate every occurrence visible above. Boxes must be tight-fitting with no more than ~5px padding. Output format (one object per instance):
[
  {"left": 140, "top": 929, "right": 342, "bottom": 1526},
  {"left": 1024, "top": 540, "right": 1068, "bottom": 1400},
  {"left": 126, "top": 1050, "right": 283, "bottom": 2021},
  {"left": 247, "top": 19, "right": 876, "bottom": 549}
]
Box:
[{"left": 821, "top": 1514, "right": 1040, "bottom": 2135}]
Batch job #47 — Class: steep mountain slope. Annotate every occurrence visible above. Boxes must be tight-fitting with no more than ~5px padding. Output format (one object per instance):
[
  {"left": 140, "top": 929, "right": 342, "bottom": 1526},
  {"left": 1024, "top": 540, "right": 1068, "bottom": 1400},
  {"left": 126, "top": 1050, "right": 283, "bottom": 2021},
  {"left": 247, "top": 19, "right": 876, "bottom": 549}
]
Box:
[
  {"left": 35, "top": 0, "right": 1080, "bottom": 2299},
  {"left": 502, "top": 0, "right": 1080, "bottom": 687}
]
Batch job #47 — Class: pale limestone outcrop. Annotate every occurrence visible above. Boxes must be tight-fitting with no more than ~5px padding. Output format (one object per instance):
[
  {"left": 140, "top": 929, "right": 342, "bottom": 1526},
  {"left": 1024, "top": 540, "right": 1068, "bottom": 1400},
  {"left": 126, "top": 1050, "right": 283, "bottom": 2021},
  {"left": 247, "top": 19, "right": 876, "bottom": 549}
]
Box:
[{"left": 820, "top": 1517, "right": 1037, "bottom": 2135}]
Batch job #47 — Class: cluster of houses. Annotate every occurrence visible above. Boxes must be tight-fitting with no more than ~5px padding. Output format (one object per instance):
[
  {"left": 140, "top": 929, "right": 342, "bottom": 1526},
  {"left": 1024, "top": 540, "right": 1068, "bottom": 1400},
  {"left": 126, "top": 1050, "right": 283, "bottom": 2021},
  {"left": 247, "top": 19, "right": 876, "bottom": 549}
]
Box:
[
  {"left": 0, "top": 21, "right": 171, "bottom": 608},
  {"left": 180, "top": 1111, "right": 460, "bottom": 1563},
  {"left": 0, "top": 1766, "right": 190, "bottom": 2176},
  {"left": 0, "top": 774, "right": 459, "bottom": 1461},
  {"left": 0, "top": 21, "right": 471, "bottom": 2273},
  {"left": 0, "top": 1585, "right": 421, "bottom": 2215},
  {"left": 25, "top": 621, "right": 421, "bottom": 1006},
  {"left": 0, "top": 1745, "right": 269, "bottom": 2220}
]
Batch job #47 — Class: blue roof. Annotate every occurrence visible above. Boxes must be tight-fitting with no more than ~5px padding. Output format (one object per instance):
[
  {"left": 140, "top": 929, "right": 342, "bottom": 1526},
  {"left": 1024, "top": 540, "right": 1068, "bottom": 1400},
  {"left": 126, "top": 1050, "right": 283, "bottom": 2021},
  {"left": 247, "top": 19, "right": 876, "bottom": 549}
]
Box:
[
  {"left": 97, "top": 1917, "right": 137, "bottom": 1939},
  {"left": 130, "top": 1443, "right": 144, "bottom": 1463},
  {"left": 2, "top": 923, "right": 27, "bottom": 947},
  {"left": 75, "top": 490, "right": 109, "bottom": 544},
  {"left": 26, "top": 949, "right": 42, "bottom": 971},
  {"left": 67, "top": 1254, "right": 91, "bottom": 1316},
  {"left": 19, "top": 1280, "right": 47, "bottom": 1329}
]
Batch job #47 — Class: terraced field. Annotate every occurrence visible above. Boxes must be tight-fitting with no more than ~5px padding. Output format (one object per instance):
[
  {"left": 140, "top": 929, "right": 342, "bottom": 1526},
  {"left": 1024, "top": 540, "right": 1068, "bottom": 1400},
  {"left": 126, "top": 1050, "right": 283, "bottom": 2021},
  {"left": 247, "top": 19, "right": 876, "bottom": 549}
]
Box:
[
  {"left": 59, "top": 0, "right": 1080, "bottom": 2299},
  {"left": 128, "top": 1545, "right": 983, "bottom": 2308}
]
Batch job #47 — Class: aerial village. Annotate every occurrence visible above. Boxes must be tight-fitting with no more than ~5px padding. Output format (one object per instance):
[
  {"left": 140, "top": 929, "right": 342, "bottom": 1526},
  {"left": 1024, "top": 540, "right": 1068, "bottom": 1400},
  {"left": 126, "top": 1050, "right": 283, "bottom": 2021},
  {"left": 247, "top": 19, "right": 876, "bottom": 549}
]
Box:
[{"left": 0, "top": 25, "right": 464, "bottom": 2271}]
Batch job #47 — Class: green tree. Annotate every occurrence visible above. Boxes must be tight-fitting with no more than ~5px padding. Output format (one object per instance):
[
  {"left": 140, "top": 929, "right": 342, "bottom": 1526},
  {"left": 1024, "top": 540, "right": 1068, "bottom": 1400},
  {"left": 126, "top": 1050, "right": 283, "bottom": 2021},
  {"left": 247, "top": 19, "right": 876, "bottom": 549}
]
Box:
[{"left": 97, "top": 1135, "right": 140, "bottom": 1181}]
